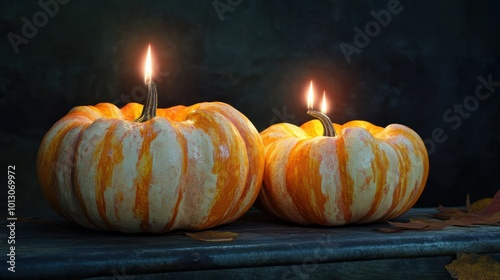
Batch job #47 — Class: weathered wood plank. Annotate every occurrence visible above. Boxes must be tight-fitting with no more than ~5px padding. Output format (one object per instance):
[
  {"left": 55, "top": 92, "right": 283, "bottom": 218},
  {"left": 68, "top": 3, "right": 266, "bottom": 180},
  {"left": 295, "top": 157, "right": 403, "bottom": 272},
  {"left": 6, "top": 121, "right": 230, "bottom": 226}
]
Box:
[{"left": 1, "top": 208, "right": 499, "bottom": 279}]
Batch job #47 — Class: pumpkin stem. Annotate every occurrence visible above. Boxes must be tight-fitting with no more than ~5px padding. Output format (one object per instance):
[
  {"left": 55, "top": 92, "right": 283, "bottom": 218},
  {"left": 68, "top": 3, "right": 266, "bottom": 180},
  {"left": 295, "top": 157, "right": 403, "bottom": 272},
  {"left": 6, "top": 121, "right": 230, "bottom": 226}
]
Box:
[
  {"left": 307, "top": 110, "right": 336, "bottom": 137},
  {"left": 134, "top": 81, "right": 158, "bottom": 122}
]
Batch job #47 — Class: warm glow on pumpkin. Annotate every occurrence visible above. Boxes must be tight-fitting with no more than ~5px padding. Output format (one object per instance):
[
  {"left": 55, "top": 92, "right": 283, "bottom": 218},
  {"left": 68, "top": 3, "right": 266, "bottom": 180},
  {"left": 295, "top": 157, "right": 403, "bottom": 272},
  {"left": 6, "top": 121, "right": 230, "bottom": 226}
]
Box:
[
  {"left": 36, "top": 44, "right": 265, "bottom": 233},
  {"left": 307, "top": 80, "right": 314, "bottom": 110},
  {"left": 145, "top": 44, "right": 152, "bottom": 84},
  {"left": 321, "top": 91, "right": 327, "bottom": 114},
  {"left": 258, "top": 119, "right": 429, "bottom": 226},
  {"left": 259, "top": 81, "right": 429, "bottom": 226}
]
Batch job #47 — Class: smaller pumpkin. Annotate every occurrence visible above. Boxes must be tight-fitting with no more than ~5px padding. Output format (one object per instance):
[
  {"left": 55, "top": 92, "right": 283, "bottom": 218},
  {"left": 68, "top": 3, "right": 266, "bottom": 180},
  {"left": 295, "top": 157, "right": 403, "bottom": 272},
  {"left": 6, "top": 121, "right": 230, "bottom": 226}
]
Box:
[{"left": 258, "top": 117, "right": 429, "bottom": 226}]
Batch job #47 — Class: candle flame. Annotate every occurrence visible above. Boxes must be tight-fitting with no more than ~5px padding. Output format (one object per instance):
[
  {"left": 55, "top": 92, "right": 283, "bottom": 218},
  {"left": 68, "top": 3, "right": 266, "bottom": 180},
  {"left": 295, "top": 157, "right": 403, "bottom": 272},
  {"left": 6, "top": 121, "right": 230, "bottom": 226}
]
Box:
[
  {"left": 321, "top": 91, "right": 327, "bottom": 114},
  {"left": 307, "top": 81, "right": 314, "bottom": 110},
  {"left": 145, "top": 44, "right": 152, "bottom": 84}
]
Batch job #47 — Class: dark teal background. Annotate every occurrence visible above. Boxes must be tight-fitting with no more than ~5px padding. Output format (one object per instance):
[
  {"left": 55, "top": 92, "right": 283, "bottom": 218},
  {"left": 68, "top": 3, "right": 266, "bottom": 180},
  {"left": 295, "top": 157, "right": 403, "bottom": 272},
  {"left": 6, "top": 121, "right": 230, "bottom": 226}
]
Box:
[{"left": 1, "top": 0, "right": 499, "bottom": 217}]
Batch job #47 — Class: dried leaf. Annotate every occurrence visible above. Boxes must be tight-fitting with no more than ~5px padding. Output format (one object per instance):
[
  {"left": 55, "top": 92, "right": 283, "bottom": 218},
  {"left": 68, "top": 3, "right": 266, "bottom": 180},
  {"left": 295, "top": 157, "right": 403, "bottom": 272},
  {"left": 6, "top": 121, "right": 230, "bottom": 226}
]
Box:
[
  {"left": 184, "top": 231, "right": 240, "bottom": 242},
  {"left": 477, "top": 190, "right": 500, "bottom": 216},
  {"left": 437, "top": 205, "right": 466, "bottom": 215},
  {"left": 377, "top": 190, "right": 500, "bottom": 232},
  {"left": 446, "top": 253, "right": 500, "bottom": 280},
  {"left": 377, "top": 219, "right": 446, "bottom": 233},
  {"left": 469, "top": 198, "right": 493, "bottom": 213},
  {"left": 433, "top": 205, "right": 467, "bottom": 220}
]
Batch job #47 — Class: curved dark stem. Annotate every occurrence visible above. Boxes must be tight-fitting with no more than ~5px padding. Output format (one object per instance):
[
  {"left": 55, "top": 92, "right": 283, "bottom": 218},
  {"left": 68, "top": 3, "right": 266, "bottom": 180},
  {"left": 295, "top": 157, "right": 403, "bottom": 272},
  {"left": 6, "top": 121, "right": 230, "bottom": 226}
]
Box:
[
  {"left": 307, "top": 110, "right": 336, "bottom": 137},
  {"left": 134, "top": 81, "right": 157, "bottom": 122}
]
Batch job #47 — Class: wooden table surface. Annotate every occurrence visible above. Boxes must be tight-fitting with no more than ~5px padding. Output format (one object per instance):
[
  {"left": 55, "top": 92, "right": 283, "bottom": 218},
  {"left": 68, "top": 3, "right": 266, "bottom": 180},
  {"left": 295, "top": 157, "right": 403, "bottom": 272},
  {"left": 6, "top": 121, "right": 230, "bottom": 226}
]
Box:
[{"left": 1, "top": 208, "right": 499, "bottom": 279}]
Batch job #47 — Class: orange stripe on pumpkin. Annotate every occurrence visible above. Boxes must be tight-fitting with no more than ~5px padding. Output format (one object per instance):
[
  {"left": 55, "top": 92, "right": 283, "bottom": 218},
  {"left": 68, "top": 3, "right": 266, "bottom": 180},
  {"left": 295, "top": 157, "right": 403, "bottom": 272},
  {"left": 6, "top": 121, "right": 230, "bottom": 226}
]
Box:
[
  {"left": 201, "top": 103, "right": 263, "bottom": 223},
  {"left": 395, "top": 142, "right": 411, "bottom": 213},
  {"left": 378, "top": 142, "right": 403, "bottom": 220},
  {"left": 186, "top": 109, "right": 237, "bottom": 228},
  {"left": 95, "top": 103, "right": 122, "bottom": 119},
  {"left": 286, "top": 139, "right": 328, "bottom": 224},
  {"left": 378, "top": 125, "right": 428, "bottom": 219},
  {"left": 396, "top": 129, "right": 429, "bottom": 214},
  {"left": 157, "top": 105, "right": 191, "bottom": 121},
  {"left": 393, "top": 141, "right": 428, "bottom": 217},
  {"left": 336, "top": 136, "right": 353, "bottom": 223},
  {"left": 260, "top": 141, "right": 293, "bottom": 221},
  {"left": 381, "top": 138, "right": 412, "bottom": 220},
  {"left": 119, "top": 103, "right": 143, "bottom": 121},
  {"left": 72, "top": 126, "right": 98, "bottom": 229},
  {"left": 360, "top": 140, "right": 387, "bottom": 221},
  {"left": 37, "top": 123, "right": 75, "bottom": 216},
  {"left": 94, "top": 122, "right": 123, "bottom": 230},
  {"left": 133, "top": 123, "right": 157, "bottom": 232}
]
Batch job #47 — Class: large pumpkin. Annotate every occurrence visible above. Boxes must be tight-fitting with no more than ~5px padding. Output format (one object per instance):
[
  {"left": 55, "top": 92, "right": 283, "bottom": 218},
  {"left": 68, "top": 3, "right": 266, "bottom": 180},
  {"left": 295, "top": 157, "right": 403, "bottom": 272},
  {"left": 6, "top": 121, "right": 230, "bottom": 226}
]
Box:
[
  {"left": 37, "top": 102, "right": 264, "bottom": 233},
  {"left": 258, "top": 119, "right": 429, "bottom": 225}
]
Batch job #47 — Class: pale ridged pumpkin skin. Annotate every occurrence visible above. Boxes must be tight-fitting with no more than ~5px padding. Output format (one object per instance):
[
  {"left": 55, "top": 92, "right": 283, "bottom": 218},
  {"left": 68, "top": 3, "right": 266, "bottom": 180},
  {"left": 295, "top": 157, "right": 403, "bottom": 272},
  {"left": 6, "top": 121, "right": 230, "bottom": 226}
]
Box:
[
  {"left": 37, "top": 102, "right": 264, "bottom": 233},
  {"left": 259, "top": 120, "right": 429, "bottom": 226}
]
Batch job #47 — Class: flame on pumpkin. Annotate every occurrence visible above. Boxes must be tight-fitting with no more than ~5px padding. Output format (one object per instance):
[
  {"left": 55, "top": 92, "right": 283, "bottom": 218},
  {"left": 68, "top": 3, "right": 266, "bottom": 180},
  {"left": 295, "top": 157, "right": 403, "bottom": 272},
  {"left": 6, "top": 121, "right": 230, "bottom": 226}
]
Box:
[
  {"left": 321, "top": 91, "right": 327, "bottom": 114},
  {"left": 307, "top": 80, "right": 314, "bottom": 110},
  {"left": 145, "top": 44, "right": 152, "bottom": 84}
]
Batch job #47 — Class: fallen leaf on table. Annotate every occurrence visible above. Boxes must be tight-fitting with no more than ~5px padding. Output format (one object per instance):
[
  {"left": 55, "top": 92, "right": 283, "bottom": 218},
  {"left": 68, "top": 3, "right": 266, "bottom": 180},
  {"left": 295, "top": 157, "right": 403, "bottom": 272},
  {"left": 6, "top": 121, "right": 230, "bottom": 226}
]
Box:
[
  {"left": 446, "top": 253, "right": 500, "bottom": 280},
  {"left": 377, "top": 217, "right": 471, "bottom": 233},
  {"left": 184, "top": 231, "right": 240, "bottom": 242},
  {"left": 467, "top": 196, "right": 493, "bottom": 213},
  {"left": 432, "top": 205, "right": 467, "bottom": 220},
  {"left": 383, "top": 218, "right": 449, "bottom": 232},
  {"left": 476, "top": 191, "right": 500, "bottom": 216},
  {"left": 376, "top": 190, "right": 500, "bottom": 232}
]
